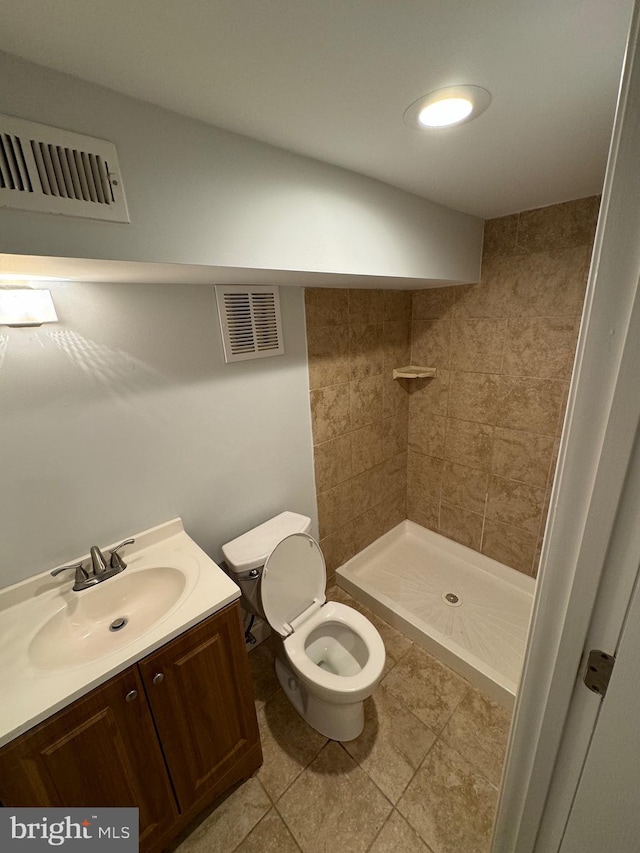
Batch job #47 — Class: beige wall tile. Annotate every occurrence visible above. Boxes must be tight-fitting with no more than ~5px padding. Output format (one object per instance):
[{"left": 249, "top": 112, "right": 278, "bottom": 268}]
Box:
[
  {"left": 352, "top": 464, "right": 385, "bottom": 515},
  {"left": 379, "top": 491, "right": 407, "bottom": 535},
  {"left": 317, "top": 480, "right": 355, "bottom": 538},
  {"left": 349, "top": 288, "right": 385, "bottom": 324},
  {"left": 350, "top": 374, "right": 383, "bottom": 429},
  {"left": 383, "top": 320, "right": 411, "bottom": 367},
  {"left": 439, "top": 502, "right": 483, "bottom": 550},
  {"left": 384, "top": 290, "right": 412, "bottom": 322},
  {"left": 481, "top": 519, "right": 537, "bottom": 575},
  {"left": 382, "top": 451, "right": 408, "bottom": 496},
  {"left": 453, "top": 255, "right": 513, "bottom": 319},
  {"left": 450, "top": 318, "right": 507, "bottom": 373},
  {"left": 314, "top": 433, "right": 352, "bottom": 494},
  {"left": 442, "top": 461, "right": 488, "bottom": 514},
  {"left": 305, "top": 196, "right": 593, "bottom": 575},
  {"left": 305, "top": 288, "right": 349, "bottom": 327},
  {"left": 411, "top": 318, "right": 452, "bottom": 369},
  {"left": 352, "top": 504, "right": 386, "bottom": 553},
  {"left": 482, "top": 214, "right": 519, "bottom": 257},
  {"left": 408, "top": 412, "right": 446, "bottom": 458},
  {"left": 497, "top": 376, "right": 566, "bottom": 434},
  {"left": 408, "top": 370, "right": 449, "bottom": 418},
  {"left": 351, "top": 421, "right": 384, "bottom": 476},
  {"left": 491, "top": 427, "right": 555, "bottom": 487},
  {"left": 382, "top": 412, "right": 409, "bottom": 459},
  {"left": 503, "top": 317, "right": 580, "bottom": 378},
  {"left": 320, "top": 523, "right": 356, "bottom": 577},
  {"left": 307, "top": 324, "right": 350, "bottom": 390},
  {"left": 407, "top": 493, "right": 439, "bottom": 530},
  {"left": 444, "top": 418, "right": 494, "bottom": 471},
  {"left": 509, "top": 246, "right": 590, "bottom": 318},
  {"left": 412, "top": 287, "right": 454, "bottom": 320},
  {"left": 448, "top": 370, "right": 500, "bottom": 424},
  {"left": 516, "top": 196, "right": 600, "bottom": 253},
  {"left": 407, "top": 451, "right": 443, "bottom": 501},
  {"left": 350, "top": 323, "right": 384, "bottom": 380},
  {"left": 310, "top": 383, "right": 350, "bottom": 443},
  {"left": 382, "top": 371, "right": 410, "bottom": 418},
  {"left": 486, "top": 475, "right": 545, "bottom": 535}
]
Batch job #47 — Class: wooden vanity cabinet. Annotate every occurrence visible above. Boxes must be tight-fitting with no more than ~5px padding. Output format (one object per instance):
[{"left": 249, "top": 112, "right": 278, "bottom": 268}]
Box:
[{"left": 0, "top": 602, "right": 262, "bottom": 853}]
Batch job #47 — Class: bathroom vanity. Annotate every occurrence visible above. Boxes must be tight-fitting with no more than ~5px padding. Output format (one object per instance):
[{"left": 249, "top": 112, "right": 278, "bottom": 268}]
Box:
[{"left": 0, "top": 520, "right": 262, "bottom": 853}]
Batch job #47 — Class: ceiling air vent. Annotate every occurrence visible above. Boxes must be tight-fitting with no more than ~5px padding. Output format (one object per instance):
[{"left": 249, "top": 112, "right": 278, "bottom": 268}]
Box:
[
  {"left": 216, "top": 285, "right": 285, "bottom": 363},
  {"left": 0, "top": 113, "right": 129, "bottom": 223}
]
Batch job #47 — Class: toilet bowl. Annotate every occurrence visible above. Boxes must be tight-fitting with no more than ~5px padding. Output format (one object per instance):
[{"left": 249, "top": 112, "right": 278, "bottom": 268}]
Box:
[{"left": 222, "top": 512, "right": 385, "bottom": 740}]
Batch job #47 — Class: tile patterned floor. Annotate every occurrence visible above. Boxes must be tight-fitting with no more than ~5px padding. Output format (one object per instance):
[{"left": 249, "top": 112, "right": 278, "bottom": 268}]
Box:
[{"left": 174, "top": 586, "right": 511, "bottom": 853}]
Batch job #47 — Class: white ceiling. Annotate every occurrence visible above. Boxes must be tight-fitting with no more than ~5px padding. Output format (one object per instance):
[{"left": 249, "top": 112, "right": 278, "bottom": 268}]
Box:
[{"left": 0, "top": 0, "right": 633, "bottom": 219}]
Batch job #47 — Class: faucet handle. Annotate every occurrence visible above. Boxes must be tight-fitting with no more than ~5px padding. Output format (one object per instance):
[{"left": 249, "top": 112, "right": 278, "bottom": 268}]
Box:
[
  {"left": 51, "top": 562, "right": 85, "bottom": 578},
  {"left": 51, "top": 563, "right": 89, "bottom": 586},
  {"left": 109, "top": 538, "right": 135, "bottom": 570}
]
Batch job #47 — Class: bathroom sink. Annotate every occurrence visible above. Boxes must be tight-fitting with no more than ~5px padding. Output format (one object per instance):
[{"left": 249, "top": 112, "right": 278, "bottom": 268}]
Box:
[
  {"left": 29, "top": 566, "right": 187, "bottom": 669},
  {"left": 0, "top": 517, "right": 241, "bottom": 748}
]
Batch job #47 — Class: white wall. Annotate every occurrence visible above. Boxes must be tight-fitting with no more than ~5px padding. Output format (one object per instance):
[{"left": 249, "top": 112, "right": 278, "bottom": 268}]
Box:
[
  {"left": 0, "top": 51, "right": 483, "bottom": 283},
  {"left": 0, "top": 282, "right": 317, "bottom": 588}
]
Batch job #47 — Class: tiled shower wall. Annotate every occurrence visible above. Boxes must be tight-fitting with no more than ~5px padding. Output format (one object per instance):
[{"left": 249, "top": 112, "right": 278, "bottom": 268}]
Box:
[
  {"left": 305, "top": 289, "right": 412, "bottom": 579},
  {"left": 406, "top": 197, "right": 599, "bottom": 574},
  {"left": 305, "top": 196, "right": 599, "bottom": 578}
]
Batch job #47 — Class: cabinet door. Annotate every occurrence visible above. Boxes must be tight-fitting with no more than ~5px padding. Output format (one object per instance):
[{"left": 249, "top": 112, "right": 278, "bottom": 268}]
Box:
[
  {"left": 0, "top": 667, "right": 178, "bottom": 850},
  {"left": 139, "top": 603, "right": 261, "bottom": 812}
]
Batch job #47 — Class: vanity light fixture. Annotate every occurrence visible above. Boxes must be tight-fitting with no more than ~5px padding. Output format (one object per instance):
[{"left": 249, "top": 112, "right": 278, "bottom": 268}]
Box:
[
  {"left": 404, "top": 85, "right": 491, "bottom": 129},
  {"left": 0, "top": 288, "right": 58, "bottom": 327}
]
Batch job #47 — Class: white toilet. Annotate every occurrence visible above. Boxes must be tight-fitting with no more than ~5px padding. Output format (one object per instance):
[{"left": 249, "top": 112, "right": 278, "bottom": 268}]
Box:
[{"left": 222, "top": 511, "right": 386, "bottom": 741}]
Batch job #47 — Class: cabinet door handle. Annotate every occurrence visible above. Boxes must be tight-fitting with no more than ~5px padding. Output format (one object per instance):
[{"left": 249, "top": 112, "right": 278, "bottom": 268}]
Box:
[
  {"left": 152, "top": 672, "right": 164, "bottom": 685},
  {"left": 125, "top": 689, "right": 138, "bottom": 702}
]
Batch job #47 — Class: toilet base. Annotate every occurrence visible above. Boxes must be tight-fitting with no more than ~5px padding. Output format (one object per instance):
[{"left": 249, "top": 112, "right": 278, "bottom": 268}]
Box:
[{"left": 274, "top": 656, "right": 365, "bottom": 741}]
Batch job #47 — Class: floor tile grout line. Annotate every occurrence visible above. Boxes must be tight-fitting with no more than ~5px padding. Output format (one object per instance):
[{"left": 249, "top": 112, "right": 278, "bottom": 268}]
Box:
[{"left": 270, "top": 799, "right": 305, "bottom": 852}]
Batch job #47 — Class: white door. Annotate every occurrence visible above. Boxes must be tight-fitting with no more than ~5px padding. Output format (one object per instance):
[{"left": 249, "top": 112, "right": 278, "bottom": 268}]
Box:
[
  {"left": 559, "top": 551, "right": 640, "bottom": 852},
  {"left": 492, "top": 1, "right": 640, "bottom": 849}
]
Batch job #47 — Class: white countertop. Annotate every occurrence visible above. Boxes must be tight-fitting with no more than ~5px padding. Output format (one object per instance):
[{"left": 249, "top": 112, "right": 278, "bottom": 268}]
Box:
[{"left": 0, "top": 518, "right": 240, "bottom": 748}]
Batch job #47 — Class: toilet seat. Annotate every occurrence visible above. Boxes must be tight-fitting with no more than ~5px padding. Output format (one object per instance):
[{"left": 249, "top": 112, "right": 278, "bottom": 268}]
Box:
[
  {"left": 261, "top": 532, "right": 327, "bottom": 637},
  {"left": 283, "top": 600, "right": 386, "bottom": 698}
]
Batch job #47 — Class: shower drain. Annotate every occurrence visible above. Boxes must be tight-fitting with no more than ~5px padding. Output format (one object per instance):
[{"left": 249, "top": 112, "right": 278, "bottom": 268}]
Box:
[{"left": 442, "top": 592, "right": 462, "bottom": 607}]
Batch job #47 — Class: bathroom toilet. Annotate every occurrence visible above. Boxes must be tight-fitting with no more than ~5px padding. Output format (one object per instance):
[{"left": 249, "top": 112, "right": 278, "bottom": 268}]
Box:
[{"left": 222, "top": 512, "right": 386, "bottom": 741}]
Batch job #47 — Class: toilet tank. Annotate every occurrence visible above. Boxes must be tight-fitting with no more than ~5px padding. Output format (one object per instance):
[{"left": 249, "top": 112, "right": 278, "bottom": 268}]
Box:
[{"left": 222, "top": 511, "right": 312, "bottom": 574}]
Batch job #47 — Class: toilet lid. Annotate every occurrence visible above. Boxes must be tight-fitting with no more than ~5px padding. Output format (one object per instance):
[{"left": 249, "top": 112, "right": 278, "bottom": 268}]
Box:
[{"left": 261, "top": 533, "right": 326, "bottom": 637}]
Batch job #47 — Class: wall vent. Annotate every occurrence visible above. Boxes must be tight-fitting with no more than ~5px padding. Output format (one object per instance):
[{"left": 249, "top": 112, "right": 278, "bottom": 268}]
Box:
[
  {"left": 0, "top": 113, "right": 129, "bottom": 222},
  {"left": 215, "top": 285, "right": 285, "bottom": 363}
]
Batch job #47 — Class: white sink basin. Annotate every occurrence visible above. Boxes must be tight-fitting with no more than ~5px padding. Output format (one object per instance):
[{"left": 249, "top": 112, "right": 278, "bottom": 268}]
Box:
[
  {"left": 0, "top": 517, "right": 241, "bottom": 748},
  {"left": 29, "top": 566, "right": 188, "bottom": 669}
]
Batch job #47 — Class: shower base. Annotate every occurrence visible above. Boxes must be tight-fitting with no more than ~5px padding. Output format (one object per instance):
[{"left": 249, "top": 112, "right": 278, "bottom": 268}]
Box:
[{"left": 336, "top": 520, "right": 535, "bottom": 708}]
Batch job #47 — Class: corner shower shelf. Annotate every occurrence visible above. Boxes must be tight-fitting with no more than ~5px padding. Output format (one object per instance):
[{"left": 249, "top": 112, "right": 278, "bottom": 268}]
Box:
[{"left": 392, "top": 365, "right": 437, "bottom": 380}]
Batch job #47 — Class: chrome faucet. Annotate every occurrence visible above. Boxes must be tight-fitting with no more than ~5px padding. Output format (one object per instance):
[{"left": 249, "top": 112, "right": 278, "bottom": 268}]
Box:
[{"left": 51, "top": 538, "right": 135, "bottom": 591}]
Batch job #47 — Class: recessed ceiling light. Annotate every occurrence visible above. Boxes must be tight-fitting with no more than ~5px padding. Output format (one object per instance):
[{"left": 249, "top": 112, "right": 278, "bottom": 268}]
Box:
[{"left": 404, "top": 85, "right": 491, "bottom": 130}]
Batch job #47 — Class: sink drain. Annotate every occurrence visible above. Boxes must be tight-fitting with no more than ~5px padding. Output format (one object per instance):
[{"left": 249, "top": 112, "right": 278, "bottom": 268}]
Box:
[
  {"left": 442, "top": 592, "right": 462, "bottom": 607},
  {"left": 109, "top": 617, "right": 128, "bottom": 632}
]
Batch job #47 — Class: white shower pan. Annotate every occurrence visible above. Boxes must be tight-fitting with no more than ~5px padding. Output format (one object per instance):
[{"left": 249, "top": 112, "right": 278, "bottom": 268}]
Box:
[{"left": 336, "top": 520, "right": 535, "bottom": 709}]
